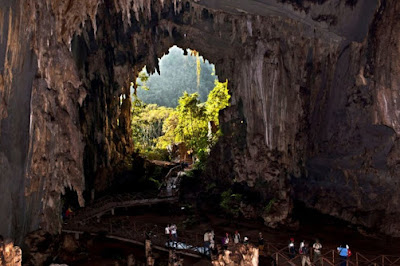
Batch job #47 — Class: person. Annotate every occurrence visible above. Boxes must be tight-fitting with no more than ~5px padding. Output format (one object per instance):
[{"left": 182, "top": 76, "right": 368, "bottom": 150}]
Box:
[
  {"left": 258, "top": 232, "right": 265, "bottom": 251},
  {"left": 65, "top": 207, "right": 73, "bottom": 218},
  {"left": 337, "top": 244, "right": 349, "bottom": 266},
  {"left": 234, "top": 231, "right": 241, "bottom": 244},
  {"left": 288, "top": 238, "right": 296, "bottom": 259},
  {"left": 313, "top": 239, "right": 322, "bottom": 265},
  {"left": 204, "top": 231, "right": 210, "bottom": 255},
  {"left": 300, "top": 242, "right": 311, "bottom": 266},
  {"left": 243, "top": 236, "right": 249, "bottom": 245},
  {"left": 209, "top": 231, "right": 216, "bottom": 255},
  {"left": 299, "top": 240, "right": 305, "bottom": 254},
  {"left": 170, "top": 224, "right": 178, "bottom": 247},
  {"left": 222, "top": 232, "right": 229, "bottom": 249},
  {"left": 165, "top": 224, "right": 171, "bottom": 247},
  {"left": 345, "top": 245, "right": 352, "bottom": 256}
]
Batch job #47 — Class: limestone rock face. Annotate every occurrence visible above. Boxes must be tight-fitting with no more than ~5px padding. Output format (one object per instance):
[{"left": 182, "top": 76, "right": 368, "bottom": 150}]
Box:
[
  {"left": 1, "top": 0, "right": 400, "bottom": 240},
  {"left": 24, "top": 230, "right": 58, "bottom": 265}
]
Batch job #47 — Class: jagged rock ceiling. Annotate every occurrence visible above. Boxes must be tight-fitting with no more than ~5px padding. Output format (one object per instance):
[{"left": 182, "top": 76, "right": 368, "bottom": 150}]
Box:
[{"left": 1, "top": 0, "right": 400, "bottom": 242}]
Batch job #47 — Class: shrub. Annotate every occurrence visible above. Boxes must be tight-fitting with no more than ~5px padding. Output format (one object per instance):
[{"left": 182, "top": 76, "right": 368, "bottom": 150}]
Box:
[{"left": 220, "top": 189, "right": 243, "bottom": 217}]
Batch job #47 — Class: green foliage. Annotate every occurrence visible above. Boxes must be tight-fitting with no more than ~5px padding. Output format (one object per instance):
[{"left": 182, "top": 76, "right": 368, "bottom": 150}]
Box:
[
  {"left": 206, "top": 182, "right": 216, "bottom": 192},
  {"left": 131, "top": 104, "right": 174, "bottom": 156},
  {"left": 174, "top": 92, "right": 208, "bottom": 155},
  {"left": 220, "top": 189, "right": 243, "bottom": 217},
  {"left": 141, "top": 148, "right": 170, "bottom": 161},
  {"left": 136, "top": 46, "right": 217, "bottom": 107},
  {"left": 148, "top": 177, "right": 161, "bottom": 189},
  {"left": 155, "top": 111, "right": 179, "bottom": 149},
  {"left": 206, "top": 80, "right": 230, "bottom": 125},
  {"left": 154, "top": 81, "right": 230, "bottom": 162},
  {"left": 263, "top": 198, "right": 276, "bottom": 214},
  {"left": 131, "top": 47, "right": 230, "bottom": 163}
]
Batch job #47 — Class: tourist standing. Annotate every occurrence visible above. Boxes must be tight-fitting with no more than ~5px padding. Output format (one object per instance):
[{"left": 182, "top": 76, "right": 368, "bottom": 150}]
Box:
[
  {"left": 300, "top": 242, "right": 311, "bottom": 266},
  {"left": 288, "top": 238, "right": 296, "bottom": 259},
  {"left": 313, "top": 239, "right": 322, "bottom": 265},
  {"left": 170, "top": 224, "right": 178, "bottom": 247},
  {"left": 209, "top": 231, "right": 216, "bottom": 255},
  {"left": 234, "top": 231, "right": 241, "bottom": 244},
  {"left": 204, "top": 231, "right": 210, "bottom": 255},
  {"left": 337, "top": 244, "right": 349, "bottom": 266},
  {"left": 222, "top": 232, "right": 230, "bottom": 250},
  {"left": 299, "top": 240, "right": 305, "bottom": 254},
  {"left": 165, "top": 224, "right": 171, "bottom": 247},
  {"left": 258, "top": 232, "right": 265, "bottom": 251}
]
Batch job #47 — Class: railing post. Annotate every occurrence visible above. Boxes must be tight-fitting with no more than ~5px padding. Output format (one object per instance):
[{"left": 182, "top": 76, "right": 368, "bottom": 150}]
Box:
[
  {"left": 382, "top": 255, "right": 384, "bottom": 266},
  {"left": 276, "top": 253, "right": 278, "bottom": 265},
  {"left": 332, "top": 250, "right": 334, "bottom": 264},
  {"left": 356, "top": 252, "right": 358, "bottom": 265}
]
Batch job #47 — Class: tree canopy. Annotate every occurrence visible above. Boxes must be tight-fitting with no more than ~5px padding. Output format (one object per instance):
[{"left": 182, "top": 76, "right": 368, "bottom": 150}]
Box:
[
  {"left": 136, "top": 46, "right": 217, "bottom": 107},
  {"left": 131, "top": 46, "right": 229, "bottom": 162},
  {"left": 155, "top": 80, "right": 230, "bottom": 160}
]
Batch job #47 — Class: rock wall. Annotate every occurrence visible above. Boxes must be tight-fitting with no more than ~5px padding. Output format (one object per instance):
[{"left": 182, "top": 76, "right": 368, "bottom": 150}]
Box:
[
  {"left": 0, "top": 0, "right": 39, "bottom": 243},
  {"left": 295, "top": 0, "right": 400, "bottom": 235},
  {"left": 1, "top": 0, "right": 400, "bottom": 240}
]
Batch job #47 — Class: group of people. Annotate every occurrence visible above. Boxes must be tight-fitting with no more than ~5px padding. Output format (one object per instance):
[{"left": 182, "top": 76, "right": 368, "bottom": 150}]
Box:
[
  {"left": 203, "top": 230, "right": 264, "bottom": 256},
  {"left": 288, "top": 238, "right": 323, "bottom": 266},
  {"left": 164, "top": 224, "right": 352, "bottom": 265},
  {"left": 165, "top": 224, "right": 178, "bottom": 247},
  {"left": 288, "top": 238, "right": 351, "bottom": 266}
]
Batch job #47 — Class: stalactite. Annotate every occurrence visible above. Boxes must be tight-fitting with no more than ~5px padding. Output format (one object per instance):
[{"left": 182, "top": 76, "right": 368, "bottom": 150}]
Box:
[{"left": 2, "top": 0, "right": 400, "bottom": 239}]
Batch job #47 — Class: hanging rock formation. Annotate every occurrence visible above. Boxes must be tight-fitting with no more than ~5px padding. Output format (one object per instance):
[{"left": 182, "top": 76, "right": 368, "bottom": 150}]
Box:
[{"left": 0, "top": 0, "right": 400, "bottom": 242}]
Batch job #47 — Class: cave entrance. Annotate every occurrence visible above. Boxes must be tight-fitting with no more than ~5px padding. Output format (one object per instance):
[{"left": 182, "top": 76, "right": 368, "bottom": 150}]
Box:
[
  {"left": 61, "top": 188, "right": 80, "bottom": 219},
  {"left": 130, "top": 45, "right": 230, "bottom": 164}
]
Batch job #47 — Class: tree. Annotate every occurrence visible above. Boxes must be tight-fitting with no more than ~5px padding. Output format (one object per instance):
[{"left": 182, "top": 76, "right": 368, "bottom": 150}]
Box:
[
  {"left": 205, "top": 80, "right": 230, "bottom": 126},
  {"left": 131, "top": 104, "right": 174, "bottom": 152},
  {"left": 154, "top": 81, "right": 231, "bottom": 161},
  {"left": 174, "top": 92, "right": 208, "bottom": 155},
  {"left": 137, "top": 46, "right": 217, "bottom": 107},
  {"left": 156, "top": 110, "right": 179, "bottom": 149}
]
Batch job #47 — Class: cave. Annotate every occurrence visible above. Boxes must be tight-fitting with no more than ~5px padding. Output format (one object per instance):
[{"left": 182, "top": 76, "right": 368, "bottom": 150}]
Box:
[{"left": 1, "top": 0, "right": 400, "bottom": 260}]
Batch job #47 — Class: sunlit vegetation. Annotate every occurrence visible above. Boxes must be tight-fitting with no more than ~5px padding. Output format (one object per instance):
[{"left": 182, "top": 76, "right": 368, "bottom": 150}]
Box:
[
  {"left": 131, "top": 104, "right": 174, "bottom": 160},
  {"left": 136, "top": 46, "right": 216, "bottom": 107},
  {"left": 131, "top": 46, "right": 230, "bottom": 163}
]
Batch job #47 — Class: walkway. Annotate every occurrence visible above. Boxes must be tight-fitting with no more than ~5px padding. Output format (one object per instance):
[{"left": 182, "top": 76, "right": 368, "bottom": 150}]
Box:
[
  {"left": 63, "top": 214, "right": 400, "bottom": 265},
  {"left": 63, "top": 217, "right": 205, "bottom": 258},
  {"left": 63, "top": 165, "right": 400, "bottom": 265},
  {"left": 70, "top": 193, "right": 179, "bottom": 222},
  {"left": 67, "top": 165, "right": 183, "bottom": 223},
  {"left": 265, "top": 243, "right": 400, "bottom": 266}
]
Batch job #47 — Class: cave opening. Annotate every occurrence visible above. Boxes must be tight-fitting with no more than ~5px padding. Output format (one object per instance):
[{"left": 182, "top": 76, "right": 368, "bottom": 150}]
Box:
[
  {"left": 2, "top": 0, "right": 400, "bottom": 263},
  {"left": 60, "top": 188, "right": 80, "bottom": 220},
  {"left": 130, "top": 45, "right": 230, "bottom": 165}
]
